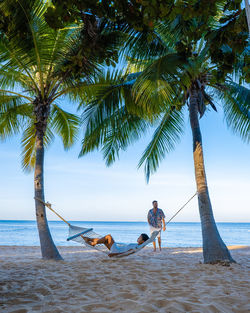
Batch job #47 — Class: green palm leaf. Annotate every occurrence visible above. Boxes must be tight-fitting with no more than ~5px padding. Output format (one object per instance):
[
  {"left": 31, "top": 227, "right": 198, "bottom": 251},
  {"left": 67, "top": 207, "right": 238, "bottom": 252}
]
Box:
[
  {"left": 79, "top": 69, "right": 151, "bottom": 163},
  {"left": 215, "top": 82, "right": 250, "bottom": 143},
  {"left": 21, "top": 121, "right": 55, "bottom": 171},
  {"left": 138, "top": 108, "right": 185, "bottom": 182},
  {"left": 122, "top": 25, "right": 169, "bottom": 62},
  {"left": 81, "top": 104, "right": 149, "bottom": 166},
  {"left": 21, "top": 123, "right": 36, "bottom": 171},
  {"left": 50, "top": 104, "right": 80, "bottom": 149},
  {"left": 0, "top": 95, "right": 31, "bottom": 139},
  {"left": 131, "top": 53, "right": 184, "bottom": 114},
  {"left": 101, "top": 113, "right": 148, "bottom": 166},
  {"left": 0, "top": 68, "right": 32, "bottom": 90}
]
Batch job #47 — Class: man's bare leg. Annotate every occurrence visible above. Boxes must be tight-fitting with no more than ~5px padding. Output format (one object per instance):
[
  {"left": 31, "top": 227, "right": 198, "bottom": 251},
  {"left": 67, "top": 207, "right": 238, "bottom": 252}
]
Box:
[
  {"left": 158, "top": 237, "right": 162, "bottom": 251},
  {"left": 153, "top": 240, "right": 156, "bottom": 252},
  {"left": 82, "top": 234, "right": 115, "bottom": 250}
]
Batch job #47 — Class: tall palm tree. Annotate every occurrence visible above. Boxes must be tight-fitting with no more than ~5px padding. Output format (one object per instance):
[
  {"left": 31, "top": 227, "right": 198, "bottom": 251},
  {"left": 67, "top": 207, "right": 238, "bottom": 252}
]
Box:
[
  {"left": 79, "top": 25, "right": 249, "bottom": 263},
  {"left": 0, "top": 0, "right": 121, "bottom": 259}
]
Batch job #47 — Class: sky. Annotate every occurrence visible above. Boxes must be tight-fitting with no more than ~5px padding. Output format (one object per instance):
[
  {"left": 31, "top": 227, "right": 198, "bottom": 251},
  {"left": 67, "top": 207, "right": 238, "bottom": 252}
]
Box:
[{"left": 0, "top": 98, "right": 249, "bottom": 223}]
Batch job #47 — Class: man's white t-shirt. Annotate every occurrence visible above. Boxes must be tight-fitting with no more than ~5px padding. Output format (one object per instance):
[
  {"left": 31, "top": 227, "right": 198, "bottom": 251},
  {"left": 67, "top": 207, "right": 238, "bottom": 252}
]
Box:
[{"left": 110, "top": 242, "right": 138, "bottom": 254}]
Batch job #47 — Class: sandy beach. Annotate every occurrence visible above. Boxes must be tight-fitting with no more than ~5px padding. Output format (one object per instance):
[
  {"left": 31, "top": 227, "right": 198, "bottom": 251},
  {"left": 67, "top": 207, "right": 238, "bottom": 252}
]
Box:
[{"left": 0, "top": 245, "right": 249, "bottom": 313}]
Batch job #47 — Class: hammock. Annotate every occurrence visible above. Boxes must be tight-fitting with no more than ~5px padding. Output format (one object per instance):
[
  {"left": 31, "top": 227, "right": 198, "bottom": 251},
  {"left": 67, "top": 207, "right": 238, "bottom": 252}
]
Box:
[
  {"left": 34, "top": 198, "right": 160, "bottom": 258},
  {"left": 67, "top": 224, "right": 160, "bottom": 257},
  {"left": 35, "top": 192, "right": 197, "bottom": 258}
]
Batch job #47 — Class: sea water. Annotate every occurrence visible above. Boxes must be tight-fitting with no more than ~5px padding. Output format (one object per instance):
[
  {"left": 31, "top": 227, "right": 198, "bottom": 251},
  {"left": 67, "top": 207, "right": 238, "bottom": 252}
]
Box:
[{"left": 0, "top": 220, "right": 249, "bottom": 247}]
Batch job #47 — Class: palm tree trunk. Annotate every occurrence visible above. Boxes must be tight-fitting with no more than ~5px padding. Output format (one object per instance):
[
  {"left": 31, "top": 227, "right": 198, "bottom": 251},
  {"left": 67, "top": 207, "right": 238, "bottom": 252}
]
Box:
[
  {"left": 34, "top": 131, "right": 62, "bottom": 260},
  {"left": 245, "top": 0, "right": 250, "bottom": 34},
  {"left": 189, "top": 89, "right": 235, "bottom": 264}
]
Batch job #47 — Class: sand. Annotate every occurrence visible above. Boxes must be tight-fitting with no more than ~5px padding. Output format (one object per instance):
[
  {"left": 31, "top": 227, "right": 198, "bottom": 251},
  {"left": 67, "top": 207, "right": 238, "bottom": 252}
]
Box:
[{"left": 0, "top": 245, "right": 249, "bottom": 313}]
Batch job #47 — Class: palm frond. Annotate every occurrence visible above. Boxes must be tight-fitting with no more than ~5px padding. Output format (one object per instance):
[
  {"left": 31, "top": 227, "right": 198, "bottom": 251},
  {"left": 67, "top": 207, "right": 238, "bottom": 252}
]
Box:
[
  {"left": 15, "top": 0, "right": 48, "bottom": 95},
  {"left": 0, "top": 0, "right": 74, "bottom": 94},
  {"left": 81, "top": 102, "right": 149, "bottom": 166},
  {"left": 101, "top": 113, "right": 149, "bottom": 166},
  {"left": 21, "top": 119, "right": 56, "bottom": 171},
  {"left": 50, "top": 104, "right": 80, "bottom": 149},
  {"left": 21, "top": 122, "right": 36, "bottom": 171},
  {"left": 131, "top": 54, "right": 183, "bottom": 115},
  {"left": 138, "top": 108, "right": 185, "bottom": 182},
  {"left": 215, "top": 82, "right": 250, "bottom": 143},
  {"left": 0, "top": 36, "right": 40, "bottom": 92},
  {"left": 79, "top": 68, "right": 152, "bottom": 162},
  {"left": 122, "top": 25, "right": 169, "bottom": 62},
  {"left": 78, "top": 68, "right": 143, "bottom": 119},
  {"left": 0, "top": 95, "right": 31, "bottom": 140},
  {"left": 0, "top": 67, "right": 32, "bottom": 90},
  {"left": 53, "top": 17, "right": 122, "bottom": 83}
]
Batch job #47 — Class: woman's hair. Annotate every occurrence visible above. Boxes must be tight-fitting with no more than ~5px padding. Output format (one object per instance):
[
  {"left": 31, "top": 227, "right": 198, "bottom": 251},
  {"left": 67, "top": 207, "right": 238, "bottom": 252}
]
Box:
[{"left": 140, "top": 233, "right": 149, "bottom": 242}]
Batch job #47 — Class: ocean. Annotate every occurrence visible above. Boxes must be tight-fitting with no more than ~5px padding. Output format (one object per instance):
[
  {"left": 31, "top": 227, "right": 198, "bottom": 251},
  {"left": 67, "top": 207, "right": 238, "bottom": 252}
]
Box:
[{"left": 0, "top": 220, "right": 249, "bottom": 247}]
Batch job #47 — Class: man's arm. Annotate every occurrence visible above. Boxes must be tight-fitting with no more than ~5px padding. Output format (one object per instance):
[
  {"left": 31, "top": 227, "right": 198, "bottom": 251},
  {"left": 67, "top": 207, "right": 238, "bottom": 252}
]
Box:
[
  {"left": 162, "top": 218, "right": 166, "bottom": 231},
  {"left": 147, "top": 211, "right": 151, "bottom": 226},
  {"left": 161, "top": 209, "right": 166, "bottom": 231}
]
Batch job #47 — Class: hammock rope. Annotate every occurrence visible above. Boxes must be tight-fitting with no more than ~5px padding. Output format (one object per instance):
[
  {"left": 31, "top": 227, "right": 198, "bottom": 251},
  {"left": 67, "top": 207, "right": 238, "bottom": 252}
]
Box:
[
  {"left": 165, "top": 191, "right": 198, "bottom": 225},
  {"left": 34, "top": 192, "right": 197, "bottom": 257}
]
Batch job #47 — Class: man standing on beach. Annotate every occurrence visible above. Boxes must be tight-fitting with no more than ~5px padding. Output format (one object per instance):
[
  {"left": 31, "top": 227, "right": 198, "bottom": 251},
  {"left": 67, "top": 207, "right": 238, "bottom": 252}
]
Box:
[{"left": 147, "top": 200, "right": 166, "bottom": 252}]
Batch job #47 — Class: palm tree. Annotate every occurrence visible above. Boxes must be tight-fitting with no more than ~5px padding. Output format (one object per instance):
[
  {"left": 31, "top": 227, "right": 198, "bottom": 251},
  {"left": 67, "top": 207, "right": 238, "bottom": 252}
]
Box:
[
  {"left": 79, "top": 25, "right": 249, "bottom": 264},
  {"left": 0, "top": 0, "right": 121, "bottom": 259}
]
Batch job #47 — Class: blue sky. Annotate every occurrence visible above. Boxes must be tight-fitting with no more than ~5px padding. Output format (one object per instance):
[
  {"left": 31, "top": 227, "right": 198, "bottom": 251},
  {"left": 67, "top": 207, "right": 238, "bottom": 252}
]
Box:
[{"left": 0, "top": 98, "right": 249, "bottom": 223}]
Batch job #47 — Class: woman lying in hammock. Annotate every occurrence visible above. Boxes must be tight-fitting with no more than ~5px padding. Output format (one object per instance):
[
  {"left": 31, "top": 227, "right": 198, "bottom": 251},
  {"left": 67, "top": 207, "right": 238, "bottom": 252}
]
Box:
[{"left": 83, "top": 233, "right": 149, "bottom": 257}]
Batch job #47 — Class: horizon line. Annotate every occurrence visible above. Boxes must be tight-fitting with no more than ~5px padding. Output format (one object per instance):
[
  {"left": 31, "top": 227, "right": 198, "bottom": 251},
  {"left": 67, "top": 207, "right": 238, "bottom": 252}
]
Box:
[{"left": 1, "top": 219, "right": 250, "bottom": 223}]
